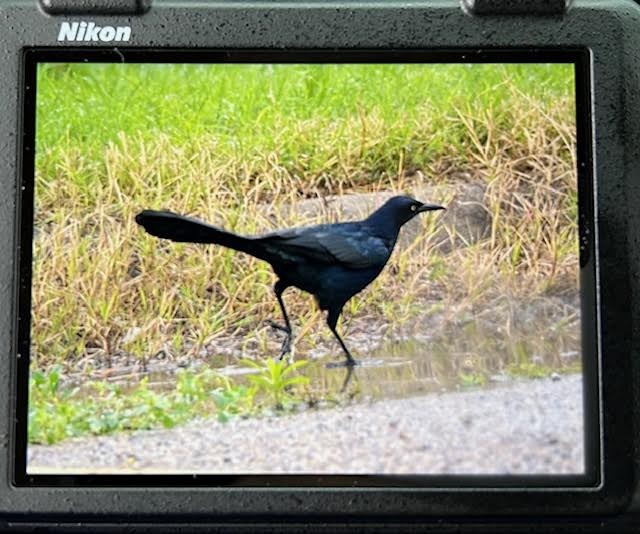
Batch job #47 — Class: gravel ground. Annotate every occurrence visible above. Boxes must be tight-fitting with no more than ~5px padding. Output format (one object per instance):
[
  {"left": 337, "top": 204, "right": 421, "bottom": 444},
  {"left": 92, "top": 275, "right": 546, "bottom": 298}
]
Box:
[{"left": 28, "top": 374, "right": 584, "bottom": 475}]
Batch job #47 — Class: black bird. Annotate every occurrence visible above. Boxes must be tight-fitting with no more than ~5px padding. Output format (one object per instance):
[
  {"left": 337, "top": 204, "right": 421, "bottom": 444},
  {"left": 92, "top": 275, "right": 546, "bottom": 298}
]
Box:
[{"left": 135, "top": 195, "right": 444, "bottom": 366}]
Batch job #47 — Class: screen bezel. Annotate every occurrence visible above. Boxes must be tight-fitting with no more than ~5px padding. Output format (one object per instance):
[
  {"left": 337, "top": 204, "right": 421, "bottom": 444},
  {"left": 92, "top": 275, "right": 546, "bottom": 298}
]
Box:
[{"left": 14, "top": 47, "right": 598, "bottom": 490}]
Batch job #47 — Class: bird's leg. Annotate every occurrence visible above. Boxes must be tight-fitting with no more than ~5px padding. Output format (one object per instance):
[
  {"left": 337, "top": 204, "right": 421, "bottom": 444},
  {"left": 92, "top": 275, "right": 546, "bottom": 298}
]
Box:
[
  {"left": 326, "top": 307, "right": 358, "bottom": 367},
  {"left": 268, "top": 281, "right": 292, "bottom": 359}
]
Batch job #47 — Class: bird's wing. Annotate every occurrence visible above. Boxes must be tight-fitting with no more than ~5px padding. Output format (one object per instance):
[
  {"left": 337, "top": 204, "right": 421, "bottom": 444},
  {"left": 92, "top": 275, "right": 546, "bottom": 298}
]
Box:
[{"left": 260, "top": 223, "right": 391, "bottom": 269}]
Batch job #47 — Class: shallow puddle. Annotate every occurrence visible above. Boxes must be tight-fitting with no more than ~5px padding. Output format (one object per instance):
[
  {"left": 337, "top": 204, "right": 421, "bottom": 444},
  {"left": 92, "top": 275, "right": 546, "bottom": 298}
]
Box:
[
  {"left": 157, "top": 321, "right": 578, "bottom": 404},
  {"left": 66, "top": 297, "right": 582, "bottom": 406},
  {"left": 271, "top": 326, "right": 579, "bottom": 402}
]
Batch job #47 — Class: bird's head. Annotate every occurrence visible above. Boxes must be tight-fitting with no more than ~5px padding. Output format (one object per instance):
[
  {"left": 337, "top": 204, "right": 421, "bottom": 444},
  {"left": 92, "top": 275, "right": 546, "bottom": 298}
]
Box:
[{"left": 369, "top": 195, "right": 445, "bottom": 227}]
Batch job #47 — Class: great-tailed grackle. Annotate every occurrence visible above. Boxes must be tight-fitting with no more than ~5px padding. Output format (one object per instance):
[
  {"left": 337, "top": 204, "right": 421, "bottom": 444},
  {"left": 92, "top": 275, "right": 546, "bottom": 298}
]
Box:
[{"left": 135, "top": 195, "right": 444, "bottom": 366}]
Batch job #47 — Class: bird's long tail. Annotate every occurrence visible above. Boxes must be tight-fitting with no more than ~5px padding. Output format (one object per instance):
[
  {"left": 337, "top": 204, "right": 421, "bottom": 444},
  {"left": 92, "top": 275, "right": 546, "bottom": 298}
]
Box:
[{"left": 135, "top": 210, "right": 259, "bottom": 257}]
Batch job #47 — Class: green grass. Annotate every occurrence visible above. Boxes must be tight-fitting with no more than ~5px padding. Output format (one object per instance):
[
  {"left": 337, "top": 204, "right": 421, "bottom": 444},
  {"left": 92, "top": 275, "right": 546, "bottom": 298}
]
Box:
[
  {"left": 37, "top": 63, "right": 573, "bottom": 167},
  {"left": 29, "top": 358, "right": 313, "bottom": 445},
  {"left": 35, "top": 63, "right": 575, "bottom": 213}
]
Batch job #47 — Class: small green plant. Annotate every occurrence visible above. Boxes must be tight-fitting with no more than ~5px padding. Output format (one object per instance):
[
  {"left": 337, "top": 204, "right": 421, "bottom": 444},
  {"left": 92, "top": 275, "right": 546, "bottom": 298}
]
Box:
[
  {"left": 28, "top": 365, "right": 78, "bottom": 444},
  {"left": 212, "top": 383, "right": 256, "bottom": 422},
  {"left": 458, "top": 372, "right": 486, "bottom": 388},
  {"left": 241, "top": 358, "right": 310, "bottom": 409},
  {"left": 505, "top": 340, "right": 553, "bottom": 379},
  {"left": 28, "top": 366, "right": 256, "bottom": 445},
  {"left": 506, "top": 360, "right": 552, "bottom": 379}
]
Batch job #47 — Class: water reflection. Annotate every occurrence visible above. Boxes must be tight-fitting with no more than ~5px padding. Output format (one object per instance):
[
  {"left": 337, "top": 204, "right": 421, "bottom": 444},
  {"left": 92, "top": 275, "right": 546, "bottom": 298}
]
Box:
[{"left": 68, "top": 308, "right": 581, "bottom": 406}]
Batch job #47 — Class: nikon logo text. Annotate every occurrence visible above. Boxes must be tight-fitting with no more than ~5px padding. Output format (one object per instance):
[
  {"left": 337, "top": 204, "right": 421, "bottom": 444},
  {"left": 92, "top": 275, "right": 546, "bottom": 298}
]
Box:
[{"left": 57, "top": 21, "right": 131, "bottom": 42}]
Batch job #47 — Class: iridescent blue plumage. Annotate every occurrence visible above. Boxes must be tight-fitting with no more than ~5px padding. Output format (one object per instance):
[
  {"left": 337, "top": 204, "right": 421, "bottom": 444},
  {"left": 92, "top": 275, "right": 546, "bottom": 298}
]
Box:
[{"left": 136, "top": 195, "right": 445, "bottom": 365}]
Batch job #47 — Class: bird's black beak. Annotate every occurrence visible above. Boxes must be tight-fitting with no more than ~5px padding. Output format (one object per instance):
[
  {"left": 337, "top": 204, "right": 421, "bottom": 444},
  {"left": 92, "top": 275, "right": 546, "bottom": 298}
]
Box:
[{"left": 417, "top": 202, "right": 446, "bottom": 213}]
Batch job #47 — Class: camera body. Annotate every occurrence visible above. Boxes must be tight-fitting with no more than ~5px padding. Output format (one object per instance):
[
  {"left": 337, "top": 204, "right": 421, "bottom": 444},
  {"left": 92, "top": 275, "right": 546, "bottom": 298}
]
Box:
[{"left": 0, "top": 0, "right": 638, "bottom": 529}]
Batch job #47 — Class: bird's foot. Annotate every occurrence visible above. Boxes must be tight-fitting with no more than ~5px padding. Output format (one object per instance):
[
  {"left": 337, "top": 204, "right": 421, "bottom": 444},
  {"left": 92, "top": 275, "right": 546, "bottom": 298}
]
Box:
[
  {"left": 278, "top": 342, "right": 292, "bottom": 361},
  {"left": 326, "top": 359, "right": 360, "bottom": 369},
  {"left": 276, "top": 333, "right": 292, "bottom": 361},
  {"left": 266, "top": 320, "right": 293, "bottom": 360},
  {"left": 267, "top": 320, "right": 289, "bottom": 334}
]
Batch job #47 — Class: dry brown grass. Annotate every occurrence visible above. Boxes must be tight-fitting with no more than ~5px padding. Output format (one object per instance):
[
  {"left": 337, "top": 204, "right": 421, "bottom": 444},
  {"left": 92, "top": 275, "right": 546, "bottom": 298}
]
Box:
[{"left": 31, "top": 84, "right": 577, "bottom": 373}]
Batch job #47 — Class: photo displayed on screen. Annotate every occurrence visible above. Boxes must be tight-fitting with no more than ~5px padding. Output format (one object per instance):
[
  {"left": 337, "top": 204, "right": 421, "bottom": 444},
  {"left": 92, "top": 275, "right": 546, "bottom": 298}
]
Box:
[{"left": 25, "top": 61, "right": 585, "bottom": 476}]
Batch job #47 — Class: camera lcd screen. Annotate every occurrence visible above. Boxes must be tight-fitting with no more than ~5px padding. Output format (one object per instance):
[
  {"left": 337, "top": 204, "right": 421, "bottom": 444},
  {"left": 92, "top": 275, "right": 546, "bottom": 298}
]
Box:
[{"left": 17, "top": 50, "right": 597, "bottom": 485}]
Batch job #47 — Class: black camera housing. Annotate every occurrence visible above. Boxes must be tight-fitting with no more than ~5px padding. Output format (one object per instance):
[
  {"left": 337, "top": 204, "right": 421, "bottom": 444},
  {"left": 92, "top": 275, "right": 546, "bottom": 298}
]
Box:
[{"left": 0, "top": 0, "right": 639, "bottom": 530}]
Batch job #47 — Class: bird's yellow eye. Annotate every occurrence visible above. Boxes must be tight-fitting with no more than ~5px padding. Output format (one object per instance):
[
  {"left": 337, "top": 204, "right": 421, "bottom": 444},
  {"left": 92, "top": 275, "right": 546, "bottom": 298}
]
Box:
[{"left": 410, "top": 204, "right": 417, "bottom": 212}]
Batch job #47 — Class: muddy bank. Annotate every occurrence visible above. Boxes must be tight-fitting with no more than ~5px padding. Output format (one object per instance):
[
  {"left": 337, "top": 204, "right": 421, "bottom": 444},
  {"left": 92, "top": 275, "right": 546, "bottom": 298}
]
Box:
[{"left": 59, "top": 288, "right": 580, "bottom": 400}]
